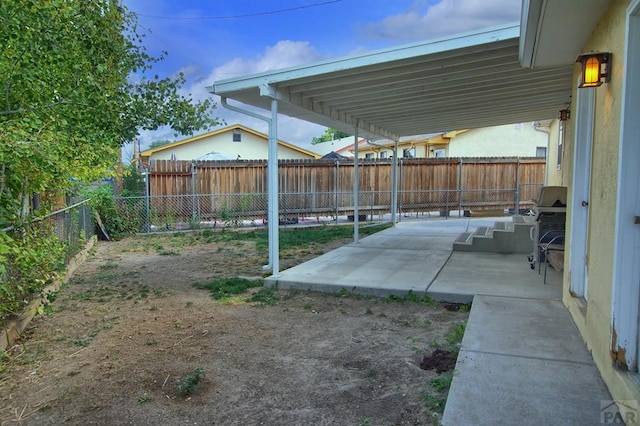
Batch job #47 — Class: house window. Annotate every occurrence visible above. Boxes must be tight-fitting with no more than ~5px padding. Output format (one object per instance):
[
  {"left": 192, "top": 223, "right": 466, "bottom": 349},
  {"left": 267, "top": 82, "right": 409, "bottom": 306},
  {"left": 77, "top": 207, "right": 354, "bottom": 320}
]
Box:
[
  {"left": 233, "top": 129, "right": 242, "bottom": 142},
  {"left": 556, "top": 120, "right": 564, "bottom": 170},
  {"left": 365, "top": 153, "right": 374, "bottom": 159},
  {"left": 380, "top": 151, "right": 388, "bottom": 159},
  {"left": 402, "top": 148, "right": 415, "bottom": 158},
  {"left": 433, "top": 148, "right": 446, "bottom": 158},
  {"left": 536, "top": 146, "right": 547, "bottom": 158}
]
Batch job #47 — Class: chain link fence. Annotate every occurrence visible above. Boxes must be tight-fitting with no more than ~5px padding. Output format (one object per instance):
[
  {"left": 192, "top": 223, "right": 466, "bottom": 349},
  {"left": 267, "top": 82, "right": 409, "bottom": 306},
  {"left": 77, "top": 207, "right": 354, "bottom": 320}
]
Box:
[{"left": 115, "top": 186, "right": 543, "bottom": 233}]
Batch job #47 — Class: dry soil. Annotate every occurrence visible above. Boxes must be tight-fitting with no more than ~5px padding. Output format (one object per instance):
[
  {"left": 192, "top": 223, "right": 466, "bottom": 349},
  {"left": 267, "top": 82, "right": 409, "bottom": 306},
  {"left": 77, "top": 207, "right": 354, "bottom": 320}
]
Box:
[{"left": 0, "top": 229, "right": 467, "bottom": 425}]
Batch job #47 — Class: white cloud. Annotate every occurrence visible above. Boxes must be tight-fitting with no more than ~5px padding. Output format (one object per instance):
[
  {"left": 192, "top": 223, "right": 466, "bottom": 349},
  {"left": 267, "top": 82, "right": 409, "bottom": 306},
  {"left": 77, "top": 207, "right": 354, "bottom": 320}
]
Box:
[
  {"left": 136, "top": 40, "right": 327, "bottom": 151},
  {"left": 358, "top": 0, "right": 521, "bottom": 41}
]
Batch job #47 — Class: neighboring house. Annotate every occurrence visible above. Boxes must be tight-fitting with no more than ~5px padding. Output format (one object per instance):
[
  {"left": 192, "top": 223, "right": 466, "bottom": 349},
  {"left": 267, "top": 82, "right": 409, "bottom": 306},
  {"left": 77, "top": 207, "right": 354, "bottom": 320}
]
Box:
[
  {"left": 302, "top": 136, "right": 356, "bottom": 158},
  {"left": 522, "top": 0, "right": 640, "bottom": 418},
  {"left": 138, "top": 124, "right": 320, "bottom": 163},
  {"left": 348, "top": 122, "right": 550, "bottom": 160}
]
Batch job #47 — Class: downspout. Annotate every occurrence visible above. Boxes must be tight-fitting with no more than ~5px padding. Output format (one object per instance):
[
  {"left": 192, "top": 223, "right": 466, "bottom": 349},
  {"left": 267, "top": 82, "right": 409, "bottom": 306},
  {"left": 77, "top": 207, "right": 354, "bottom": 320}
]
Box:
[
  {"left": 533, "top": 121, "right": 551, "bottom": 186},
  {"left": 220, "top": 97, "right": 279, "bottom": 275}
]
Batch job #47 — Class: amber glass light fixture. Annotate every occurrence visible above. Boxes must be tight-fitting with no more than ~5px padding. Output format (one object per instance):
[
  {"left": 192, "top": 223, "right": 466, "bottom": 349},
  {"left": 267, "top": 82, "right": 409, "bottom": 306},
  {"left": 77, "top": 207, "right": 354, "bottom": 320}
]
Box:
[{"left": 576, "top": 52, "right": 611, "bottom": 88}]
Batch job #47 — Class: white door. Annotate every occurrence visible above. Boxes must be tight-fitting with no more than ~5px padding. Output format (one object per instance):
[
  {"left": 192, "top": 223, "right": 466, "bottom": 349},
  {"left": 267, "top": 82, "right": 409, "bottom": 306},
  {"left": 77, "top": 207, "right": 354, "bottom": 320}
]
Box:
[
  {"left": 568, "top": 86, "right": 594, "bottom": 300},
  {"left": 611, "top": 0, "right": 640, "bottom": 372}
]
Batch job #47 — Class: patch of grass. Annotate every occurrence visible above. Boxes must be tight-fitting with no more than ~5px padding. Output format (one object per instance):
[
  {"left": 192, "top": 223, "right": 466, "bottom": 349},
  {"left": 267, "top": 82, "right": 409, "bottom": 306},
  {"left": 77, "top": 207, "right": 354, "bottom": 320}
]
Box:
[
  {"left": 99, "top": 262, "right": 118, "bottom": 270},
  {"left": 415, "top": 319, "right": 432, "bottom": 328},
  {"left": 73, "top": 338, "right": 91, "bottom": 347},
  {"left": 459, "top": 304, "right": 470, "bottom": 313},
  {"left": 278, "top": 223, "right": 391, "bottom": 250},
  {"left": 68, "top": 285, "right": 120, "bottom": 301},
  {"left": 423, "top": 392, "right": 446, "bottom": 413},
  {"left": 446, "top": 322, "right": 467, "bottom": 345},
  {"left": 431, "top": 372, "right": 454, "bottom": 392},
  {"left": 334, "top": 288, "right": 349, "bottom": 298},
  {"left": 195, "top": 278, "right": 263, "bottom": 300},
  {"left": 155, "top": 244, "right": 180, "bottom": 256},
  {"left": 174, "top": 368, "right": 205, "bottom": 396},
  {"left": 250, "top": 287, "right": 279, "bottom": 306},
  {"left": 138, "top": 285, "right": 150, "bottom": 298},
  {"left": 387, "top": 290, "right": 434, "bottom": 304}
]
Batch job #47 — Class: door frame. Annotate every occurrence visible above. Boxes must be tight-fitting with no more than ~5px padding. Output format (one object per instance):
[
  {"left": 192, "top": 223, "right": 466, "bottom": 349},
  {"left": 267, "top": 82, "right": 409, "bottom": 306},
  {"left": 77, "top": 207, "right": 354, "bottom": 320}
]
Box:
[
  {"left": 611, "top": 0, "right": 640, "bottom": 372},
  {"left": 568, "top": 85, "right": 595, "bottom": 299}
]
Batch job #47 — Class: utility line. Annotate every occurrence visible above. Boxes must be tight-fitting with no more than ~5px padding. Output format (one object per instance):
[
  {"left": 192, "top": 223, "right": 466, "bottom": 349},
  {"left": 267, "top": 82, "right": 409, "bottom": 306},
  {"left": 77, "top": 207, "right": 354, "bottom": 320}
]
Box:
[{"left": 134, "top": 0, "right": 343, "bottom": 20}]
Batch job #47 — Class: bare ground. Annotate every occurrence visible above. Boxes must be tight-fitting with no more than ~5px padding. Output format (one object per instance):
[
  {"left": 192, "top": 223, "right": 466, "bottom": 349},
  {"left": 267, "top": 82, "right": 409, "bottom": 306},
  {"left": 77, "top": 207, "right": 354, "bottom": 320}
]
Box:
[{"left": 0, "top": 230, "right": 467, "bottom": 425}]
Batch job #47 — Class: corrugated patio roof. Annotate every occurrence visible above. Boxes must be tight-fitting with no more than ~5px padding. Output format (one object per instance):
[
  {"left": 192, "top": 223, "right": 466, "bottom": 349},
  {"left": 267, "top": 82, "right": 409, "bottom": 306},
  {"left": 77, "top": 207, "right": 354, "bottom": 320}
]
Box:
[{"left": 208, "top": 23, "right": 573, "bottom": 141}]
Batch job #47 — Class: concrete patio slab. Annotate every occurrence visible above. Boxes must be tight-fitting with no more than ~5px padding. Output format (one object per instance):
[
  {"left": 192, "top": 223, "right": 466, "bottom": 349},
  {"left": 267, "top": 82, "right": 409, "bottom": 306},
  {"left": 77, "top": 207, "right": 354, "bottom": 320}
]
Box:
[
  {"left": 266, "top": 217, "right": 610, "bottom": 425},
  {"left": 427, "top": 251, "right": 562, "bottom": 304},
  {"left": 443, "top": 296, "right": 612, "bottom": 426},
  {"left": 267, "top": 218, "right": 563, "bottom": 302}
]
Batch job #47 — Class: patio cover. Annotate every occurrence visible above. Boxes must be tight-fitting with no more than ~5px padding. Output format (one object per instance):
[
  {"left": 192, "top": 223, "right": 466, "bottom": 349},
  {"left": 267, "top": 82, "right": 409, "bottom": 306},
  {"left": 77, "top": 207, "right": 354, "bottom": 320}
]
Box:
[
  {"left": 207, "top": 22, "right": 574, "bottom": 276},
  {"left": 208, "top": 23, "right": 573, "bottom": 142}
]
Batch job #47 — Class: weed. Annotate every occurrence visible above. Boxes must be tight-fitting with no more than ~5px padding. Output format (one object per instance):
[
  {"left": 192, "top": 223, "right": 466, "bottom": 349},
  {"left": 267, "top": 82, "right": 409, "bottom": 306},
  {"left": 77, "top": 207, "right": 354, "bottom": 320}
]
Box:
[
  {"left": 250, "top": 288, "right": 279, "bottom": 306},
  {"left": 138, "top": 394, "right": 150, "bottom": 404},
  {"left": 459, "top": 304, "right": 470, "bottom": 313},
  {"left": 428, "top": 339, "right": 443, "bottom": 348},
  {"left": 365, "top": 369, "right": 377, "bottom": 378},
  {"left": 138, "top": 285, "right": 150, "bottom": 298},
  {"left": 303, "top": 303, "right": 313, "bottom": 310},
  {"left": 174, "top": 368, "right": 205, "bottom": 396},
  {"left": 73, "top": 338, "right": 91, "bottom": 347},
  {"left": 387, "top": 290, "right": 432, "bottom": 304},
  {"left": 149, "top": 305, "right": 158, "bottom": 311},
  {"left": 338, "top": 308, "right": 347, "bottom": 315},
  {"left": 446, "top": 322, "right": 467, "bottom": 345},
  {"left": 145, "top": 339, "right": 157, "bottom": 346},
  {"left": 415, "top": 319, "right": 432, "bottom": 328},
  {"left": 99, "top": 263, "right": 118, "bottom": 270},
  {"left": 423, "top": 392, "right": 446, "bottom": 413},
  {"left": 411, "top": 346, "right": 424, "bottom": 355},
  {"left": 359, "top": 419, "right": 371, "bottom": 426},
  {"left": 195, "top": 278, "right": 263, "bottom": 300},
  {"left": 334, "top": 288, "right": 349, "bottom": 298},
  {"left": 68, "top": 286, "right": 119, "bottom": 301},
  {"left": 185, "top": 301, "right": 194, "bottom": 307},
  {"left": 431, "top": 372, "right": 454, "bottom": 392},
  {"left": 365, "top": 307, "right": 373, "bottom": 315}
]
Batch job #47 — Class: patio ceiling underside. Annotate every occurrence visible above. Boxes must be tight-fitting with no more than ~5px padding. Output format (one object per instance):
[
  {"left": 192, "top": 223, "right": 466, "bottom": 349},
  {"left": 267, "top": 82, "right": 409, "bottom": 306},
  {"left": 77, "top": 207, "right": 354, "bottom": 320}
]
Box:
[{"left": 210, "top": 24, "right": 574, "bottom": 141}]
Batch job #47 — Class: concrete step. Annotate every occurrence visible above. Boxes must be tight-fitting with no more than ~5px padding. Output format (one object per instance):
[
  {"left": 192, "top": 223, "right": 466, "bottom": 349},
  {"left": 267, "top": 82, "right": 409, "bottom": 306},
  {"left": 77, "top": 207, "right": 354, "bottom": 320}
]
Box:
[{"left": 453, "top": 217, "right": 534, "bottom": 254}]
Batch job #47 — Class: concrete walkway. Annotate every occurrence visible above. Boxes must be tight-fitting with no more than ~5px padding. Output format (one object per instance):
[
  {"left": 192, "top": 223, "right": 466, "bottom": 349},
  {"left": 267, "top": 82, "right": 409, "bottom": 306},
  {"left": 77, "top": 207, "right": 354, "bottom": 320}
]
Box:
[{"left": 265, "top": 217, "right": 612, "bottom": 425}]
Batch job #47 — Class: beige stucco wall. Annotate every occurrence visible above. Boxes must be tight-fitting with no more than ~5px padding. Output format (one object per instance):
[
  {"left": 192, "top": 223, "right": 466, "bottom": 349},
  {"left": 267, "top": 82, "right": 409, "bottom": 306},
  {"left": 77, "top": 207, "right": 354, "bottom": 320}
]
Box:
[
  {"left": 150, "top": 131, "right": 313, "bottom": 161},
  {"left": 545, "top": 119, "right": 564, "bottom": 186},
  {"left": 447, "top": 122, "right": 549, "bottom": 157},
  {"left": 560, "top": 0, "right": 640, "bottom": 417}
]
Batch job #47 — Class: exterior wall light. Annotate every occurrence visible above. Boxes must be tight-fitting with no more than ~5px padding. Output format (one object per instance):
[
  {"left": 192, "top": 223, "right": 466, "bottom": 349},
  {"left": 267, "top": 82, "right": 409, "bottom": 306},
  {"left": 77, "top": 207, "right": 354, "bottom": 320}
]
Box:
[
  {"left": 559, "top": 109, "right": 570, "bottom": 121},
  {"left": 576, "top": 52, "right": 611, "bottom": 88}
]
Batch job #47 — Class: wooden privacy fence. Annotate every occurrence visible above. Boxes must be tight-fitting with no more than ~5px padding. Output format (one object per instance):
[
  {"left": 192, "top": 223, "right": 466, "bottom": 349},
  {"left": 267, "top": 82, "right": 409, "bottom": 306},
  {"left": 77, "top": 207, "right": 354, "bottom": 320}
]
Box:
[{"left": 143, "top": 158, "right": 545, "bottom": 221}]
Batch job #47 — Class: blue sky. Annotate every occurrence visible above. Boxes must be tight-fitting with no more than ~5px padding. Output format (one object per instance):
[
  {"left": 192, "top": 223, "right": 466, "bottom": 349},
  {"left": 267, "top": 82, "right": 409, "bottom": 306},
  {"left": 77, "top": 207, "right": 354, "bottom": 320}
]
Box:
[{"left": 122, "top": 0, "right": 521, "bottom": 155}]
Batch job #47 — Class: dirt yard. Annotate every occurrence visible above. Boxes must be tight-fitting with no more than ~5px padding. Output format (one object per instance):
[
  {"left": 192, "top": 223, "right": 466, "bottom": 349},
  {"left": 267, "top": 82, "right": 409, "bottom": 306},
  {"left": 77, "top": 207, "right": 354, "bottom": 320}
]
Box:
[{"left": 0, "top": 229, "right": 467, "bottom": 425}]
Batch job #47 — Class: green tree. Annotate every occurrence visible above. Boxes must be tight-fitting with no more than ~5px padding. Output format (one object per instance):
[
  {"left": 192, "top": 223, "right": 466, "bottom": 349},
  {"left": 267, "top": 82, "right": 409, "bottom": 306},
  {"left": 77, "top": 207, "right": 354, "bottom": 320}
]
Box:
[
  {"left": 148, "top": 140, "right": 174, "bottom": 150},
  {"left": 0, "top": 0, "right": 220, "bottom": 320},
  {"left": 311, "top": 128, "right": 351, "bottom": 145},
  {"left": 0, "top": 0, "right": 219, "bottom": 225}
]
